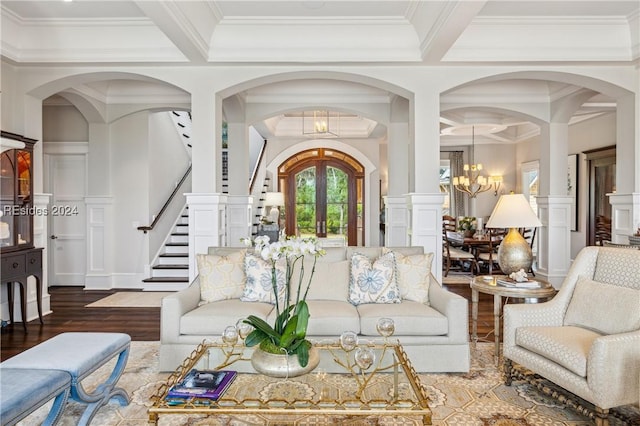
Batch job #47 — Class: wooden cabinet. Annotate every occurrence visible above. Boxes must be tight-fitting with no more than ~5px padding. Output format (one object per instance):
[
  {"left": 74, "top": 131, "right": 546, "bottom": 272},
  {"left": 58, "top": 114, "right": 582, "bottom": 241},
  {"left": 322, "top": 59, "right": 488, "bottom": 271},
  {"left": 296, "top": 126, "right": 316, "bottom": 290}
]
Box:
[
  {"left": 1, "top": 131, "right": 42, "bottom": 332},
  {"left": 1, "top": 247, "right": 44, "bottom": 331},
  {"left": 1, "top": 131, "right": 37, "bottom": 252}
]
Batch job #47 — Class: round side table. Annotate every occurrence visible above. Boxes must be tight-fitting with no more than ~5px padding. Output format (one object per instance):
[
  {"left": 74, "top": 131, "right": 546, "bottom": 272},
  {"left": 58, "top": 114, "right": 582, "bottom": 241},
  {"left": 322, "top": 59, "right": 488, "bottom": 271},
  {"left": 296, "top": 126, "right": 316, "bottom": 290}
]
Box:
[{"left": 470, "top": 275, "right": 556, "bottom": 366}]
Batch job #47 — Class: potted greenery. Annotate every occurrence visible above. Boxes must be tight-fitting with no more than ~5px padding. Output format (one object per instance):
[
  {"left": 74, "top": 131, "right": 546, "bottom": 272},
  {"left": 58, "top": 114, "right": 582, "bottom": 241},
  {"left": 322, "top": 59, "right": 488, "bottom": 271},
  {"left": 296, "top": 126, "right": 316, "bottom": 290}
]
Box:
[
  {"left": 458, "top": 216, "right": 477, "bottom": 238},
  {"left": 241, "top": 235, "right": 326, "bottom": 377}
]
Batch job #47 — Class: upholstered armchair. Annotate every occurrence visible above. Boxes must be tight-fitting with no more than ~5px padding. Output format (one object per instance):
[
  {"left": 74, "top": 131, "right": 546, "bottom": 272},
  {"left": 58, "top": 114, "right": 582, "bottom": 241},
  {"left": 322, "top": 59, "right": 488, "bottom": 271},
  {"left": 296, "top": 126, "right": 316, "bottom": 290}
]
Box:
[{"left": 503, "top": 246, "right": 640, "bottom": 425}]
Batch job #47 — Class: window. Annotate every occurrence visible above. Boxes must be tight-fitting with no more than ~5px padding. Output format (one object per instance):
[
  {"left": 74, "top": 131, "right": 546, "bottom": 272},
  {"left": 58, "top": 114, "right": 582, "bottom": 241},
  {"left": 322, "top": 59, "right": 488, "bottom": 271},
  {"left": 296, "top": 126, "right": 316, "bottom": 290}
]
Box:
[{"left": 440, "top": 159, "right": 454, "bottom": 216}]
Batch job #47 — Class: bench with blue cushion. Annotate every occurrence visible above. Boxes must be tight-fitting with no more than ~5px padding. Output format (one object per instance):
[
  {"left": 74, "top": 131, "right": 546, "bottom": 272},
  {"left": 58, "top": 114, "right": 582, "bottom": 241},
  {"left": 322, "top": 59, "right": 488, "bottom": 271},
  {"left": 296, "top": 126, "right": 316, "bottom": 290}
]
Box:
[
  {"left": 0, "top": 368, "right": 71, "bottom": 426},
  {"left": 0, "top": 332, "right": 131, "bottom": 425}
]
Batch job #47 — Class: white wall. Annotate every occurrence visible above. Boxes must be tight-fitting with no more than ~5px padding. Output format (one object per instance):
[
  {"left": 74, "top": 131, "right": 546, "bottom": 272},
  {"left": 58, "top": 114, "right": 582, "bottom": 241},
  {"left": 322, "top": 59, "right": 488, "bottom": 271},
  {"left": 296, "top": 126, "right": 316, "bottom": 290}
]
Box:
[
  {"left": 110, "top": 111, "right": 150, "bottom": 282},
  {"left": 42, "top": 105, "right": 88, "bottom": 141},
  {"left": 516, "top": 113, "right": 617, "bottom": 258},
  {"left": 148, "top": 111, "right": 191, "bottom": 259}
]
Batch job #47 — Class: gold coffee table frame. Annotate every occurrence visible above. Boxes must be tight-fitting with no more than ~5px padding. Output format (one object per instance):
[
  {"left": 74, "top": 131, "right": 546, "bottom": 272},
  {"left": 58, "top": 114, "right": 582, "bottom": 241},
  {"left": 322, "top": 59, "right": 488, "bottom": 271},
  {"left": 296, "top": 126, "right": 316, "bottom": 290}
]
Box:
[{"left": 148, "top": 340, "right": 431, "bottom": 424}]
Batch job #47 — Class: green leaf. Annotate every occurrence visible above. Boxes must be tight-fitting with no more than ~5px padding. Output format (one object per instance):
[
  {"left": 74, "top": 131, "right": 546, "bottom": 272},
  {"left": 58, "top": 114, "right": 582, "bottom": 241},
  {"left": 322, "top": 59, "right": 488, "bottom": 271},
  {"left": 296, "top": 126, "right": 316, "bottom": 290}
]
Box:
[
  {"left": 279, "top": 315, "right": 298, "bottom": 349},
  {"left": 274, "top": 306, "right": 294, "bottom": 334},
  {"left": 296, "top": 340, "right": 310, "bottom": 367},
  {"left": 244, "top": 316, "right": 280, "bottom": 340},
  {"left": 244, "top": 329, "right": 268, "bottom": 347},
  {"left": 295, "top": 300, "right": 309, "bottom": 339}
]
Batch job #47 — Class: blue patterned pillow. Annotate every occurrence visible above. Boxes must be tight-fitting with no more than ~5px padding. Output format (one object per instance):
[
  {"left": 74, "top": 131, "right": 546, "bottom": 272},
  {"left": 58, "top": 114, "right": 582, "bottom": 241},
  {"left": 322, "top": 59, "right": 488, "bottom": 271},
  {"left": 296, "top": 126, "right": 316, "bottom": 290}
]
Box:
[
  {"left": 348, "top": 251, "right": 401, "bottom": 305},
  {"left": 241, "top": 252, "right": 286, "bottom": 304}
]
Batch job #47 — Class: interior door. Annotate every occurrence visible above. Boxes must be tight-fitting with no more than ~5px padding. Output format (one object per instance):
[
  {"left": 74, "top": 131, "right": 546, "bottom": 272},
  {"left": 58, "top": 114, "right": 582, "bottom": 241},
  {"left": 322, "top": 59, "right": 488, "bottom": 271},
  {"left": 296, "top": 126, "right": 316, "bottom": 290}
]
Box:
[
  {"left": 586, "top": 147, "right": 616, "bottom": 246},
  {"left": 46, "top": 154, "right": 87, "bottom": 286}
]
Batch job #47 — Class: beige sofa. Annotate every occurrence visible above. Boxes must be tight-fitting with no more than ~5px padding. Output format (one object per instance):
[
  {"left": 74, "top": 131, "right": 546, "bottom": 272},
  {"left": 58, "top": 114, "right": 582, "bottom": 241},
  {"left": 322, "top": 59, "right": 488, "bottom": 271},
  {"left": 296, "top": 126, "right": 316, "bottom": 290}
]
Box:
[{"left": 159, "top": 246, "right": 470, "bottom": 373}]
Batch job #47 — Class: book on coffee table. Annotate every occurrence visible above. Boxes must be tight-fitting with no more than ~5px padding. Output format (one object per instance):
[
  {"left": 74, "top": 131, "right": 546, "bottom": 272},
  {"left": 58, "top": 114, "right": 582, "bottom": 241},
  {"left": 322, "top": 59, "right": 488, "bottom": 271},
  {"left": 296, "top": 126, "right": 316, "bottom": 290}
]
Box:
[
  {"left": 166, "top": 369, "right": 237, "bottom": 400},
  {"left": 496, "top": 278, "right": 540, "bottom": 288}
]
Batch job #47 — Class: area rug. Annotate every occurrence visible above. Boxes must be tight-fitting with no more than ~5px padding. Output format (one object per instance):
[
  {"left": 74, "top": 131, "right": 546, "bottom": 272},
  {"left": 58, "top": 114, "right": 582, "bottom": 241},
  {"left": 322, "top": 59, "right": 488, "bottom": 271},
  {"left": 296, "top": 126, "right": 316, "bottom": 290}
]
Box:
[
  {"left": 21, "top": 342, "right": 639, "bottom": 425},
  {"left": 442, "top": 274, "right": 474, "bottom": 285},
  {"left": 85, "top": 292, "right": 172, "bottom": 308}
]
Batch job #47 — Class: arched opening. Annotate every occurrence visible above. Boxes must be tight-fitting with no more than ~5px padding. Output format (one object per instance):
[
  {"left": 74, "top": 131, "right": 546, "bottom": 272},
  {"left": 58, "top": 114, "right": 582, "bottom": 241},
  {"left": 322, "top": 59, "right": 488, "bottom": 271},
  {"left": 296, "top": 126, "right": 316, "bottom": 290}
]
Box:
[{"left": 278, "top": 148, "right": 364, "bottom": 246}]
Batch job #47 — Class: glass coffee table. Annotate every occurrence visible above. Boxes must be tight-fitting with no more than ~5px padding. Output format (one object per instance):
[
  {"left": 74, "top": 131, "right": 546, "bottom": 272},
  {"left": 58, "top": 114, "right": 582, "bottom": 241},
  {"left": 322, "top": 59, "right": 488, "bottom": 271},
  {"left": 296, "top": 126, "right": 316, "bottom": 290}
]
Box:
[{"left": 149, "top": 340, "right": 431, "bottom": 425}]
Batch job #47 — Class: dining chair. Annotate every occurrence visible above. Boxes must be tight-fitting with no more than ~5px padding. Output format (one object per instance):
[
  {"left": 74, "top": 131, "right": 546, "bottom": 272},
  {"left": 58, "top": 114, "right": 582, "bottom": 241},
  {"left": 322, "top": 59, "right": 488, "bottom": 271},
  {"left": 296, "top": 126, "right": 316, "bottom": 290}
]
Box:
[
  {"left": 518, "top": 227, "right": 537, "bottom": 276},
  {"left": 442, "top": 225, "right": 479, "bottom": 276},
  {"left": 476, "top": 228, "right": 505, "bottom": 274}
]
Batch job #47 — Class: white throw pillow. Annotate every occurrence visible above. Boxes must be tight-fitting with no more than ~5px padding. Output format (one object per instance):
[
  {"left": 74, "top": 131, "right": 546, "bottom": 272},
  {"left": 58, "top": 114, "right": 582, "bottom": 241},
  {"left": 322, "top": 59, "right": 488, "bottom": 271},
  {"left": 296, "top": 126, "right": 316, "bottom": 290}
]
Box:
[
  {"left": 241, "top": 252, "right": 286, "bottom": 304},
  {"left": 348, "top": 251, "right": 401, "bottom": 305},
  {"left": 197, "top": 250, "right": 246, "bottom": 304},
  {"left": 386, "top": 249, "right": 433, "bottom": 305},
  {"left": 564, "top": 275, "right": 640, "bottom": 335}
]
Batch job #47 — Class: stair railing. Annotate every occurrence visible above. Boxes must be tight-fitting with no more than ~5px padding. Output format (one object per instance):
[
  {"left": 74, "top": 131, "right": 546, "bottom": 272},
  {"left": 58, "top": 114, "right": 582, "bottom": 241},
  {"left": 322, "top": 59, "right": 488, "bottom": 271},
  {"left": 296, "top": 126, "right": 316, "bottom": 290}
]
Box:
[
  {"left": 138, "top": 164, "right": 192, "bottom": 233},
  {"left": 249, "top": 139, "right": 268, "bottom": 194}
]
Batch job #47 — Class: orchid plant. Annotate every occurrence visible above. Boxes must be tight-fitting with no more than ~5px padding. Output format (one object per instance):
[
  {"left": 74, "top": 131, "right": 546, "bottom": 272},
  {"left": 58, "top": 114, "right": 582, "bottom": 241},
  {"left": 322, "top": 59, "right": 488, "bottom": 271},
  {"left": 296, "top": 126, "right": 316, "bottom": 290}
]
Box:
[{"left": 241, "top": 235, "right": 326, "bottom": 367}]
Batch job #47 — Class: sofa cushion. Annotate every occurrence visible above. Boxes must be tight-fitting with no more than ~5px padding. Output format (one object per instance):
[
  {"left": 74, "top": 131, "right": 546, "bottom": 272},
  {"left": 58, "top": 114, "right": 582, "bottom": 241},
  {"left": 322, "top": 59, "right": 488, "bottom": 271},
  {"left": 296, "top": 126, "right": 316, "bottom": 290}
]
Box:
[
  {"left": 348, "top": 251, "right": 400, "bottom": 305},
  {"left": 196, "top": 250, "right": 246, "bottom": 304},
  {"left": 564, "top": 275, "right": 640, "bottom": 335},
  {"left": 385, "top": 249, "right": 433, "bottom": 305},
  {"left": 346, "top": 246, "right": 381, "bottom": 261},
  {"left": 241, "top": 252, "right": 286, "bottom": 304},
  {"left": 181, "top": 299, "right": 274, "bottom": 335},
  {"left": 515, "top": 326, "right": 601, "bottom": 377},
  {"left": 318, "top": 247, "right": 347, "bottom": 262},
  {"left": 357, "top": 301, "right": 448, "bottom": 336},
  {"left": 290, "top": 259, "right": 350, "bottom": 301},
  {"left": 385, "top": 247, "right": 424, "bottom": 257},
  {"left": 208, "top": 247, "right": 247, "bottom": 256},
  {"left": 268, "top": 300, "right": 360, "bottom": 335},
  {"left": 593, "top": 247, "right": 640, "bottom": 289}
]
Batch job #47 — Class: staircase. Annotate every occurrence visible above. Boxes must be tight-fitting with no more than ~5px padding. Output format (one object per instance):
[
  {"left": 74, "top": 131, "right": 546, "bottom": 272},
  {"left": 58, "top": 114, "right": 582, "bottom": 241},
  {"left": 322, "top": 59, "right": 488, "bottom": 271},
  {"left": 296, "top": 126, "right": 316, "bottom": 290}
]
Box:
[
  {"left": 142, "top": 208, "right": 190, "bottom": 291},
  {"left": 140, "top": 112, "right": 263, "bottom": 290}
]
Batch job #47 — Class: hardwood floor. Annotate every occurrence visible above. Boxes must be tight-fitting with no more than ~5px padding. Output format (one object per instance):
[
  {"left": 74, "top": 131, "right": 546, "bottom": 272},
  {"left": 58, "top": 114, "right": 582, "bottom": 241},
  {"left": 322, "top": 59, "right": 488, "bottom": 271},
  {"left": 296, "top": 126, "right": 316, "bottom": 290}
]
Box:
[{"left": 1, "top": 284, "right": 498, "bottom": 362}]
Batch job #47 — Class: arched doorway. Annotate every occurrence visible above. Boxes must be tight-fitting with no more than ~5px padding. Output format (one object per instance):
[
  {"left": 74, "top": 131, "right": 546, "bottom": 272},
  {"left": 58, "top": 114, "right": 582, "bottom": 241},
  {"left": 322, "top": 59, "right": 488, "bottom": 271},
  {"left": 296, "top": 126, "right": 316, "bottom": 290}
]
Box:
[{"left": 278, "top": 148, "right": 364, "bottom": 246}]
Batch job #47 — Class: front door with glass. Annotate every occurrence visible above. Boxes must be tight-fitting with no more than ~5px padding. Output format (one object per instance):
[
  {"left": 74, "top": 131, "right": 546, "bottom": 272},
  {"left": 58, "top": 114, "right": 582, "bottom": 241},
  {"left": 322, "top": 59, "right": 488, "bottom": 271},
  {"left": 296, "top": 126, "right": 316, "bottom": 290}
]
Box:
[{"left": 279, "top": 149, "right": 364, "bottom": 246}]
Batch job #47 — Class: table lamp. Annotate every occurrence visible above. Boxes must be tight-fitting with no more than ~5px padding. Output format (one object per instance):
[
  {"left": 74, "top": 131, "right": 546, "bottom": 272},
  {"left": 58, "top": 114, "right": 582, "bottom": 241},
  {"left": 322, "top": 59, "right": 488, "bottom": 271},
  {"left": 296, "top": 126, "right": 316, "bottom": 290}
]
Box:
[
  {"left": 263, "top": 192, "right": 285, "bottom": 224},
  {"left": 485, "top": 193, "right": 542, "bottom": 275}
]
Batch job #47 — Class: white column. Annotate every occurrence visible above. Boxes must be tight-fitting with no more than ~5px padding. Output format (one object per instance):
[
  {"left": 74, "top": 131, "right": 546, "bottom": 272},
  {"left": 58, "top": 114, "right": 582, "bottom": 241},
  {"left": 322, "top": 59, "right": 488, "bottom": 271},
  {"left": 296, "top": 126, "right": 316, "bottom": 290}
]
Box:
[
  {"left": 412, "top": 89, "right": 441, "bottom": 193},
  {"left": 27, "top": 193, "right": 52, "bottom": 320},
  {"left": 227, "top": 122, "right": 249, "bottom": 195},
  {"left": 406, "top": 193, "right": 445, "bottom": 283},
  {"left": 191, "top": 91, "right": 219, "bottom": 193},
  {"left": 609, "top": 193, "right": 640, "bottom": 243},
  {"left": 535, "top": 122, "right": 572, "bottom": 288},
  {"left": 387, "top": 122, "right": 409, "bottom": 196},
  {"left": 186, "top": 193, "right": 227, "bottom": 280},
  {"left": 535, "top": 195, "right": 572, "bottom": 289},
  {"left": 610, "top": 95, "right": 639, "bottom": 242},
  {"left": 384, "top": 196, "right": 409, "bottom": 247},
  {"left": 84, "top": 196, "right": 114, "bottom": 290},
  {"left": 226, "top": 195, "right": 252, "bottom": 247}
]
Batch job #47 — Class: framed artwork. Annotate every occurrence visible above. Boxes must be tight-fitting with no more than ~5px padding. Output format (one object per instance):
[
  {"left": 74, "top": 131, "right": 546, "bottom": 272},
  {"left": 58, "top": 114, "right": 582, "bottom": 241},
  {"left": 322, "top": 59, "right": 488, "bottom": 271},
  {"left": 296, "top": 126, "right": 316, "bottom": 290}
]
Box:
[{"left": 568, "top": 154, "right": 578, "bottom": 231}]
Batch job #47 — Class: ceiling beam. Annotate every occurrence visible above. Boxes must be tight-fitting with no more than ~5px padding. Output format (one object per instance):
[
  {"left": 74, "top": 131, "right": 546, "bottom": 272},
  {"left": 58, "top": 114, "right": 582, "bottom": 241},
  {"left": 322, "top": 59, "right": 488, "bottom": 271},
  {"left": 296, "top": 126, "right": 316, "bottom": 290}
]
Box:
[
  {"left": 133, "top": 0, "right": 220, "bottom": 63},
  {"left": 412, "top": 1, "right": 487, "bottom": 63}
]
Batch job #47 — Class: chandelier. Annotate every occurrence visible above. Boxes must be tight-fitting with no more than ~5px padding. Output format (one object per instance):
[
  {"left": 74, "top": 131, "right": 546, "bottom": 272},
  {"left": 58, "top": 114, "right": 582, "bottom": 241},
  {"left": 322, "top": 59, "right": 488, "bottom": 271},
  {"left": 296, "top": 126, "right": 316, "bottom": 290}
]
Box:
[
  {"left": 302, "top": 110, "right": 340, "bottom": 138},
  {"left": 451, "top": 126, "right": 499, "bottom": 198}
]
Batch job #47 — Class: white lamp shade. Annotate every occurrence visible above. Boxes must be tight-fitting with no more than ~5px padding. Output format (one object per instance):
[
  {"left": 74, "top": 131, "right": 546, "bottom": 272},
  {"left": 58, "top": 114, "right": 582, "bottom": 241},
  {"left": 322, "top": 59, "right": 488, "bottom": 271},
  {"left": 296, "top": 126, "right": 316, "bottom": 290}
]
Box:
[
  {"left": 486, "top": 193, "right": 542, "bottom": 228},
  {"left": 264, "top": 192, "right": 285, "bottom": 207}
]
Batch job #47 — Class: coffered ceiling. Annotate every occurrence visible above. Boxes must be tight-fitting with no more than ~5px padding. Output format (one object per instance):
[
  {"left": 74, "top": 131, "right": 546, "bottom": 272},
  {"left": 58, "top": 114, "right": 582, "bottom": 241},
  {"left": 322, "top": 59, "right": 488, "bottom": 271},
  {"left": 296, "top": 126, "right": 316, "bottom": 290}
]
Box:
[{"left": 3, "top": 1, "right": 638, "bottom": 145}]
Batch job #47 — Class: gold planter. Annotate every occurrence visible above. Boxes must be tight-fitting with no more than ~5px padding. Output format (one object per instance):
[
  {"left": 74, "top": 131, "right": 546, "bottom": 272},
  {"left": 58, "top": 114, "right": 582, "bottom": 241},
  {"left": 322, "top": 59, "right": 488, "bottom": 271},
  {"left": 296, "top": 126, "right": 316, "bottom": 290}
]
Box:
[{"left": 251, "top": 346, "right": 320, "bottom": 378}]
